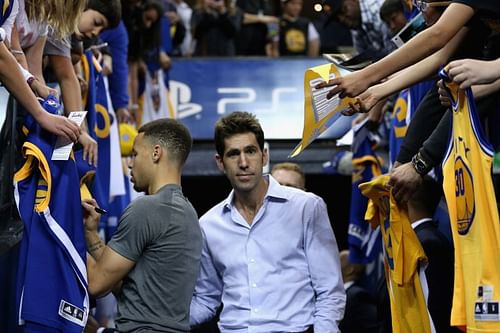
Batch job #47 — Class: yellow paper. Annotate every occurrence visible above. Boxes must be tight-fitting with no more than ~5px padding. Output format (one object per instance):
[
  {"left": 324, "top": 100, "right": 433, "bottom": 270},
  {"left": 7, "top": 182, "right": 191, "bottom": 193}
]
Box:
[{"left": 290, "top": 63, "right": 356, "bottom": 157}]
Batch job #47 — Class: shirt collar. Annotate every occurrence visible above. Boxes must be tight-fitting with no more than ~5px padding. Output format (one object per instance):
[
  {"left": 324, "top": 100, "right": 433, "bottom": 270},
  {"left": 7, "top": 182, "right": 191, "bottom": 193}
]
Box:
[
  {"left": 411, "top": 217, "right": 433, "bottom": 230},
  {"left": 344, "top": 281, "right": 355, "bottom": 290},
  {"left": 222, "top": 175, "right": 290, "bottom": 212}
]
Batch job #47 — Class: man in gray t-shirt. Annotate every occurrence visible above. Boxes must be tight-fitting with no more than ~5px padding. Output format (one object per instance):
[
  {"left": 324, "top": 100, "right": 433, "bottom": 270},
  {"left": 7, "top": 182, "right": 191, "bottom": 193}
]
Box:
[{"left": 82, "top": 119, "right": 202, "bottom": 332}]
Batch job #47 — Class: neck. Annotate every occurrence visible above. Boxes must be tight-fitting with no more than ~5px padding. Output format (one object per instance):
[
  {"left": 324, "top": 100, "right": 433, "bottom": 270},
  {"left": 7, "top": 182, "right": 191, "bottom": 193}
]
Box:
[
  {"left": 234, "top": 178, "right": 268, "bottom": 225},
  {"left": 408, "top": 208, "right": 431, "bottom": 224},
  {"left": 283, "top": 13, "right": 297, "bottom": 21},
  {"left": 148, "top": 165, "right": 181, "bottom": 195}
]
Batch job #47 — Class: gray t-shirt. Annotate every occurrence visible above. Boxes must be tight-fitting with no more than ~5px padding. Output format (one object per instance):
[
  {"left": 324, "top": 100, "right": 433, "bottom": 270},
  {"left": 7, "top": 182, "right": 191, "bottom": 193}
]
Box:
[{"left": 108, "top": 184, "right": 202, "bottom": 332}]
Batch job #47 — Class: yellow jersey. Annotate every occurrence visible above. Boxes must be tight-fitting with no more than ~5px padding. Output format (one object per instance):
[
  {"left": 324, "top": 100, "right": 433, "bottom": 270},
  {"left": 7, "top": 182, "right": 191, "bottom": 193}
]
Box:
[
  {"left": 360, "top": 175, "right": 434, "bottom": 333},
  {"left": 441, "top": 70, "right": 500, "bottom": 332}
]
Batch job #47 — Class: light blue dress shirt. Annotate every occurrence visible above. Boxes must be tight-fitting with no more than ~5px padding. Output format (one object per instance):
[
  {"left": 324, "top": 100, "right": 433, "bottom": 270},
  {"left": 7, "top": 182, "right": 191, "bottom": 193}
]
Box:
[{"left": 190, "top": 176, "right": 345, "bottom": 333}]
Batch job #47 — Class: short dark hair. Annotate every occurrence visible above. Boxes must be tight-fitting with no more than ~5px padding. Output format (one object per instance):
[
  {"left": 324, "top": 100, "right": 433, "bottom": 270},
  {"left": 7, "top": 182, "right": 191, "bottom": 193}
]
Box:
[
  {"left": 214, "top": 112, "right": 264, "bottom": 156},
  {"left": 87, "top": 0, "right": 122, "bottom": 29},
  {"left": 138, "top": 118, "right": 192, "bottom": 166},
  {"left": 409, "top": 176, "right": 443, "bottom": 216},
  {"left": 380, "top": 0, "right": 404, "bottom": 21}
]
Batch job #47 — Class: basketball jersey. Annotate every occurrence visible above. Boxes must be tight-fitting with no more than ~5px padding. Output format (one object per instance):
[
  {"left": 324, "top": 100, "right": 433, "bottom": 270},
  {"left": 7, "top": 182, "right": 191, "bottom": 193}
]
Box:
[
  {"left": 0, "top": 0, "right": 14, "bottom": 27},
  {"left": 360, "top": 175, "right": 434, "bottom": 333},
  {"left": 389, "top": 80, "right": 434, "bottom": 167},
  {"left": 349, "top": 118, "right": 382, "bottom": 264},
  {"left": 441, "top": 69, "right": 500, "bottom": 332},
  {"left": 14, "top": 111, "right": 89, "bottom": 332}
]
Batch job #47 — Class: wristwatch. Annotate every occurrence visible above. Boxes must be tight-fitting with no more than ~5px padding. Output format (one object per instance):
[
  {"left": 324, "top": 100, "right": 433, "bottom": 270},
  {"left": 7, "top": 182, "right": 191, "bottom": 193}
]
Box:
[{"left": 411, "top": 152, "right": 431, "bottom": 176}]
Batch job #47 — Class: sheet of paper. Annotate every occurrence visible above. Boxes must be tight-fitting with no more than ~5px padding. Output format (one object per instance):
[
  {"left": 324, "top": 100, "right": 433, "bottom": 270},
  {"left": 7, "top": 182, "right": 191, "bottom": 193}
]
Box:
[{"left": 51, "top": 111, "right": 87, "bottom": 160}]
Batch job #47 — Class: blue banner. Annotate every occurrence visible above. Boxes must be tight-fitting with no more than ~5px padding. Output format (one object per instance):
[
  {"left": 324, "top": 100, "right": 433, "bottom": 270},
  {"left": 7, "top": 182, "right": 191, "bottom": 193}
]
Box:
[{"left": 170, "top": 58, "right": 326, "bottom": 140}]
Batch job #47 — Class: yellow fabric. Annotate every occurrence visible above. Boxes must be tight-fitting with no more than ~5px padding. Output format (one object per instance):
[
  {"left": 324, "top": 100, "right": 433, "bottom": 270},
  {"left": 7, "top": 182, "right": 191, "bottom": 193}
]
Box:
[
  {"left": 442, "top": 78, "right": 500, "bottom": 332},
  {"left": 14, "top": 142, "right": 52, "bottom": 212},
  {"left": 360, "top": 175, "right": 432, "bottom": 333}
]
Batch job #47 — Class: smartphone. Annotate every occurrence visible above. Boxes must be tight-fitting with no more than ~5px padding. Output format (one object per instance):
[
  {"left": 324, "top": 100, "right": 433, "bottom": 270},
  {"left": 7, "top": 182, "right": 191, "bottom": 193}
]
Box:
[{"left": 391, "top": 13, "right": 427, "bottom": 48}]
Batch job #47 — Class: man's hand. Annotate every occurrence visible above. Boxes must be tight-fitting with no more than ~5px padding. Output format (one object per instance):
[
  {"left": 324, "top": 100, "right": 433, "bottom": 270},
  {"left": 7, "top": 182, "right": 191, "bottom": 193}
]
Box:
[
  {"left": 82, "top": 198, "right": 102, "bottom": 234},
  {"left": 102, "top": 54, "right": 113, "bottom": 76},
  {"left": 36, "top": 112, "right": 81, "bottom": 142},
  {"left": 388, "top": 162, "right": 423, "bottom": 203},
  {"left": 159, "top": 51, "right": 171, "bottom": 70},
  {"left": 116, "top": 107, "right": 131, "bottom": 123},
  {"left": 437, "top": 79, "right": 451, "bottom": 107},
  {"left": 448, "top": 58, "right": 500, "bottom": 89},
  {"left": 315, "top": 70, "right": 372, "bottom": 100},
  {"left": 79, "top": 131, "right": 98, "bottom": 166}
]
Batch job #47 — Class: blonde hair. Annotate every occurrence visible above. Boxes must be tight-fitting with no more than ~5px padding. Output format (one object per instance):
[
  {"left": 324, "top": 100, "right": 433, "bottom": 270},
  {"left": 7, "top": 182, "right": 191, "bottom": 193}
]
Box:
[{"left": 25, "top": 0, "right": 87, "bottom": 37}]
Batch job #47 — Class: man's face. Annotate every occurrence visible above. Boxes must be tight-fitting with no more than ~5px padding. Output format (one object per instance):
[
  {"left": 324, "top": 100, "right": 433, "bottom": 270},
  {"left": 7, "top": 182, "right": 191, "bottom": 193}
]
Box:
[
  {"left": 384, "top": 11, "right": 407, "bottom": 34},
  {"left": 216, "top": 133, "right": 268, "bottom": 194},
  {"left": 77, "top": 9, "right": 108, "bottom": 40},
  {"left": 283, "top": 0, "right": 303, "bottom": 18},
  {"left": 337, "top": 0, "right": 361, "bottom": 29},
  {"left": 128, "top": 133, "right": 153, "bottom": 193},
  {"left": 271, "top": 169, "right": 305, "bottom": 190},
  {"left": 142, "top": 8, "right": 160, "bottom": 29}
]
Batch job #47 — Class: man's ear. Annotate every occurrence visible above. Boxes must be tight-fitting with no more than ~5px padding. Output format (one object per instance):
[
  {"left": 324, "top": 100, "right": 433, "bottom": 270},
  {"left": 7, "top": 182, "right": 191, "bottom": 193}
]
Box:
[
  {"left": 262, "top": 146, "right": 269, "bottom": 167},
  {"left": 215, "top": 154, "right": 225, "bottom": 173},
  {"left": 152, "top": 144, "right": 163, "bottom": 163}
]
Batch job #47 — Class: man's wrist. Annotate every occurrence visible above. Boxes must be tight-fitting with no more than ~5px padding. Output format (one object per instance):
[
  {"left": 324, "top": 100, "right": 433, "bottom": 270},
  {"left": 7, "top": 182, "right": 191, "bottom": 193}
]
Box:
[
  {"left": 87, "top": 239, "right": 104, "bottom": 254},
  {"left": 411, "top": 152, "right": 432, "bottom": 176}
]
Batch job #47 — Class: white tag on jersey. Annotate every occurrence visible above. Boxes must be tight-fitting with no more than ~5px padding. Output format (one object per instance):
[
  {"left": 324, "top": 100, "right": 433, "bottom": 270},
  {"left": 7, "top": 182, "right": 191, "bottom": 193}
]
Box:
[
  {"left": 475, "top": 301, "right": 500, "bottom": 321},
  {"left": 58, "top": 299, "right": 86, "bottom": 326}
]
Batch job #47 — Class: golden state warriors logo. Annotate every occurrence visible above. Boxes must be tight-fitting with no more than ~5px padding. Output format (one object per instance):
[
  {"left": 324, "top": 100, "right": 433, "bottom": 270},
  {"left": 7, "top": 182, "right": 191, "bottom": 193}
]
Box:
[
  {"left": 95, "top": 103, "right": 111, "bottom": 139},
  {"left": 285, "top": 29, "right": 306, "bottom": 53},
  {"left": 454, "top": 156, "right": 475, "bottom": 235},
  {"left": 392, "top": 90, "right": 409, "bottom": 138}
]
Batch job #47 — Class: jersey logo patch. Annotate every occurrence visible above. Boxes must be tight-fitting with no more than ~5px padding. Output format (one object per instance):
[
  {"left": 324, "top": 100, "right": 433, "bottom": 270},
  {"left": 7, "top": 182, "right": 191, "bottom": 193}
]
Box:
[
  {"left": 59, "top": 300, "right": 85, "bottom": 326},
  {"left": 454, "top": 156, "right": 475, "bottom": 235},
  {"left": 475, "top": 302, "right": 500, "bottom": 321}
]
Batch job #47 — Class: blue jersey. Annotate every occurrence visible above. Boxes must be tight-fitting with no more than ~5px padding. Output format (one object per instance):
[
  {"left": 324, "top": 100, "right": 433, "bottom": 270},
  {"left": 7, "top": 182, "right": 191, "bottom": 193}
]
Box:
[
  {"left": 389, "top": 81, "right": 434, "bottom": 166},
  {"left": 14, "top": 110, "right": 89, "bottom": 332},
  {"left": 100, "top": 20, "right": 130, "bottom": 110},
  {"left": 0, "top": 0, "right": 14, "bottom": 27},
  {"left": 349, "top": 119, "right": 383, "bottom": 264}
]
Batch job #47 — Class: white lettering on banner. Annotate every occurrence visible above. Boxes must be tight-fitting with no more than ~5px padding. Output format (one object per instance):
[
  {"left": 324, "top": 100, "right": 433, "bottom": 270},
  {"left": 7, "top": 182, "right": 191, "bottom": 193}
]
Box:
[
  {"left": 169, "top": 81, "right": 202, "bottom": 119},
  {"left": 170, "top": 81, "right": 299, "bottom": 118},
  {"left": 217, "top": 88, "right": 256, "bottom": 115},
  {"left": 254, "top": 88, "right": 298, "bottom": 113}
]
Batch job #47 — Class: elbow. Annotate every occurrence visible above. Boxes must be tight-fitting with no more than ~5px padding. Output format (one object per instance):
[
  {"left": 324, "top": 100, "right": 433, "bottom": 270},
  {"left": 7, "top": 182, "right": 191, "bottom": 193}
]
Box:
[
  {"left": 425, "top": 26, "right": 452, "bottom": 54},
  {"left": 88, "top": 272, "right": 112, "bottom": 298},
  {"left": 88, "top": 279, "right": 107, "bottom": 298}
]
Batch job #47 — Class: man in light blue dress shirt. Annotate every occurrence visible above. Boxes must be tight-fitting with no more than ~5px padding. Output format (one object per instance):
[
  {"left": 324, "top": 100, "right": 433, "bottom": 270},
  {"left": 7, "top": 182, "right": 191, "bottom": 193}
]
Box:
[{"left": 190, "top": 111, "right": 346, "bottom": 333}]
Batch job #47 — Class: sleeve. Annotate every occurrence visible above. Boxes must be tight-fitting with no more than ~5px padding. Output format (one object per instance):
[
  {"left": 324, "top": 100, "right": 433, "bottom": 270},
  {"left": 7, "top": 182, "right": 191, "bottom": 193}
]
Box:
[
  {"left": 304, "top": 196, "right": 346, "bottom": 333},
  {"left": 190, "top": 227, "right": 223, "bottom": 326},
  {"left": 161, "top": 16, "right": 173, "bottom": 54},
  {"left": 351, "top": 29, "right": 367, "bottom": 55},
  {"left": 44, "top": 31, "right": 71, "bottom": 58},
  {"left": 3, "top": 0, "right": 18, "bottom": 43},
  {"left": 100, "top": 21, "right": 129, "bottom": 110},
  {"left": 107, "top": 200, "right": 155, "bottom": 262},
  {"left": 308, "top": 22, "right": 319, "bottom": 41},
  {"left": 396, "top": 84, "right": 447, "bottom": 164}
]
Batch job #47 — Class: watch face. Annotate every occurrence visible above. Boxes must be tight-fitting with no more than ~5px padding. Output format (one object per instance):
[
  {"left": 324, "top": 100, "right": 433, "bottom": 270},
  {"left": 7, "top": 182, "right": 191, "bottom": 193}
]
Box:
[{"left": 412, "top": 155, "right": 427, "bottom": 174}]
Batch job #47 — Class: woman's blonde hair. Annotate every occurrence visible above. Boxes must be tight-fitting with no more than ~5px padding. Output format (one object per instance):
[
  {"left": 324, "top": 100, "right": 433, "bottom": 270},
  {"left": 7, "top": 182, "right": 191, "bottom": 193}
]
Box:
[{"left": 25, "top": 0, "right": 87, "bottom": 37}]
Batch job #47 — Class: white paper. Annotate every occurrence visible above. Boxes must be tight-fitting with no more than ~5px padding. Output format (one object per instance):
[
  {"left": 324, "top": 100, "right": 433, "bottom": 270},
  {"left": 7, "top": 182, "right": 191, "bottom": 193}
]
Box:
[{"left": 51, "top": 111, "right": 87, "bottom": 160}]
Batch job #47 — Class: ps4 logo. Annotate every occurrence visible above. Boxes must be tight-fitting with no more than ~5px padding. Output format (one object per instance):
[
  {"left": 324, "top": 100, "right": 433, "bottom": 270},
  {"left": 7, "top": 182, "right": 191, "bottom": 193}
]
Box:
[{"left": 170, "top": 80, "right": 298, "bottom": 118}]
